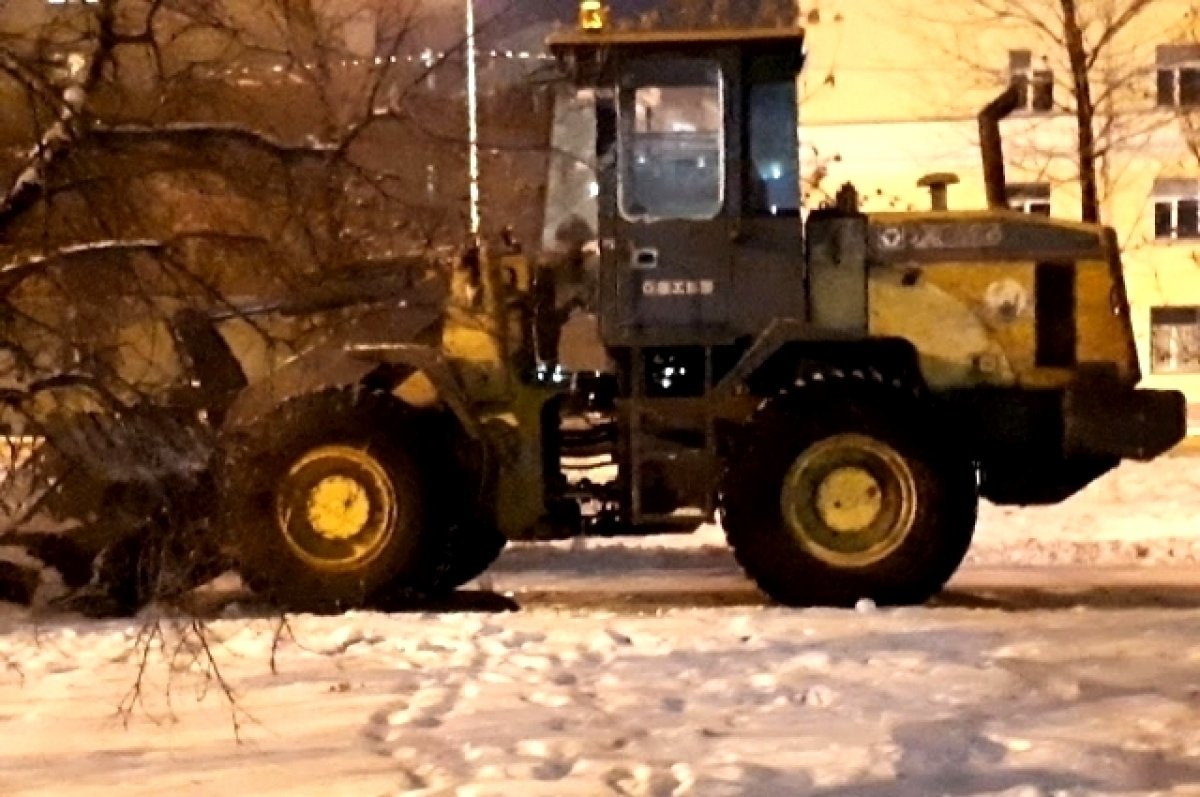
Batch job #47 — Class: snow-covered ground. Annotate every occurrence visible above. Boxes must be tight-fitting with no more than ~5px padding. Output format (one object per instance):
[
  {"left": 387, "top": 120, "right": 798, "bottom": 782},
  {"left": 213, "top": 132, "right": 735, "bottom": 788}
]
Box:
[
  {"left": 3, "top": 604, "right": 1200, "bottom": 796},
  {"left": 1, "top": 456, "right": 1200, "bottom": 796}
]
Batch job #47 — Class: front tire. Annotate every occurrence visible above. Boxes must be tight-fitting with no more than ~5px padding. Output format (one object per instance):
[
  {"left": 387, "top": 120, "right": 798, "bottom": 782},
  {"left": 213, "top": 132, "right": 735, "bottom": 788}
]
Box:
[
  {"left": 219, "top": 389, "right": 440, "bottom": 612},
  {"left": 722, "top": 381, "right": 977, "bottom": 606}
]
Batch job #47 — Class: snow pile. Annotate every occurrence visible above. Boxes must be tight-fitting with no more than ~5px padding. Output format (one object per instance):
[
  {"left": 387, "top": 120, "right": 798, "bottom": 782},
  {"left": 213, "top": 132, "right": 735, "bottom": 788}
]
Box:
[
  {"left": 964, "top": 536, "right": 1200, "bottom": 567},
  {"left": 970, "top": 457, "right": 1200, "bottom": 567}
]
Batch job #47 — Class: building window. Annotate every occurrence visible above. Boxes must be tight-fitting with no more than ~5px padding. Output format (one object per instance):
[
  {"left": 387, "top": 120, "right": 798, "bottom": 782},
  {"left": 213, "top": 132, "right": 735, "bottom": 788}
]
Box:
[
  {"left": 1156, "top": 45, "right": 1200, "bottom": 108},
  {"left": 1152, "top": 178, "right": 1200, "bottom": 241},
  {"left": 1151, "top": 306, "right": 1200, "bottom": 374},
  {"left": 1009, "top": 50, "right": 1053, "bottom": 113},
  {"left": 1007, "top": 182, "right": 1051, "bottom": 215},
  {"left": 425, "top": 163, "right": 437, "bottom": 198}
]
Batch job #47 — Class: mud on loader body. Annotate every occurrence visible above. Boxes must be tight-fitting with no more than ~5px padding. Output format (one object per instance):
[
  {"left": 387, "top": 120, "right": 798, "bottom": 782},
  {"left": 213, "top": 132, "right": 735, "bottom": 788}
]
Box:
[{"left": 17, "top": 26, "right": 1184, "bottom": 612}]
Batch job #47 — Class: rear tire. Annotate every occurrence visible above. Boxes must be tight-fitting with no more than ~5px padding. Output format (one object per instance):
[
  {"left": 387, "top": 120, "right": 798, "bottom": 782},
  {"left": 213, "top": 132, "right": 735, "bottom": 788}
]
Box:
[
  {"left": 722, "top": 379, "right": 977, "bottom": 607},
  {"left": 219, "top": 389, "right": 446, "bottom": 612}
]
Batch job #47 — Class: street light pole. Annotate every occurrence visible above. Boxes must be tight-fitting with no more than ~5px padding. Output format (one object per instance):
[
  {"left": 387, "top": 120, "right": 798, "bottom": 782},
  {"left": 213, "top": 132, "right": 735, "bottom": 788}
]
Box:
[{"left": 466, "top": 0, "right": 481, "bottom": 238}]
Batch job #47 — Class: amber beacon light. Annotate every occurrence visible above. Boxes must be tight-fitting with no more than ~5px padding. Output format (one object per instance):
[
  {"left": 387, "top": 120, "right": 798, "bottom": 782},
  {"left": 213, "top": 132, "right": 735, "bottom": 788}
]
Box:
[{"left": 579, "top": 0, "right": 608, "bottom": 31}]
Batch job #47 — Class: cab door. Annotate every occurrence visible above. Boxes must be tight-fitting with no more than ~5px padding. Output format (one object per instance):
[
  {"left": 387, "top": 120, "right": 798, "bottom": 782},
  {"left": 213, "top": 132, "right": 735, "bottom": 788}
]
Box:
[
  {"left": 731, "top": 53, "right": 807, "bottom": 330},
  {"left": 597, "top": 54, "right": 736, "bottom": 347}
]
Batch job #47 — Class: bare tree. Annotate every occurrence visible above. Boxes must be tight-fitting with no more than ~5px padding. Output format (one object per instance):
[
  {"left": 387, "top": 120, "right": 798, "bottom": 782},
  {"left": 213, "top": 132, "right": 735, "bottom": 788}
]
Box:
[
  {"left": 1169, "top": 20, "right": 1200, "bottom": 171},
  {"left": 0, "top": 0, "right": 507, "bottom": 611},
  {"left": 890, "top": 0, "right": 1187, "bottom": 223},
  {"left": 0, "top": 0, "right": 545, "bottom": 733}
]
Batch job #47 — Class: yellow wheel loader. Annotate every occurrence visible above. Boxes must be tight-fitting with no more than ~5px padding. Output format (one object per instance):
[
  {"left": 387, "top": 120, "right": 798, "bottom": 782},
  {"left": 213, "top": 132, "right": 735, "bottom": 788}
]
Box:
[{"left": 17, "top": 20, "right": 1184, "bottom": 612}]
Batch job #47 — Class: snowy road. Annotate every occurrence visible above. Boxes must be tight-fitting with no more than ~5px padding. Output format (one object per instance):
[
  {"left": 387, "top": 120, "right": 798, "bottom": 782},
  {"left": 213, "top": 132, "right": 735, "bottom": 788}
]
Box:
[
  {"left": 498, "top": 564, "right": 1200, "bottom": 612},
  {"left": 2, "top": 458, "right": 1200, "bottom": 796},
  {"left": 485, "top": 540, "right": 1200, "bottom": 613}
]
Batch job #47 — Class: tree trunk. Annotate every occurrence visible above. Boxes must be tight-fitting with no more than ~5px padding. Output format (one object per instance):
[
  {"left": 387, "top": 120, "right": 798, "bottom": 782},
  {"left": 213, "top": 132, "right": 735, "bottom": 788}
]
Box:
[{"left": 1060, "top": 0, "right": 1101, "bottom": 223}]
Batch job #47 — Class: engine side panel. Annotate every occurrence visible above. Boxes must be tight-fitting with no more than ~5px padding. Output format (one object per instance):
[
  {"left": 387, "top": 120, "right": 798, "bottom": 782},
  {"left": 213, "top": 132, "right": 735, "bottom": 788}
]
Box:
[{"left": 866, "top": 212, "right": 1139, "bottom": 391}]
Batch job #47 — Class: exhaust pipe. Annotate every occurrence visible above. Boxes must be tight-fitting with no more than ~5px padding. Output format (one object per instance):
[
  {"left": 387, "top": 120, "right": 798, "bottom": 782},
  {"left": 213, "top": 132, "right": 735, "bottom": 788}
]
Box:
[
  {"left": 978, "top": 84, "right": 1022, "bottom": 210},
  {"left": 918, "top": 172, "right": 959, "bottom": 211}
]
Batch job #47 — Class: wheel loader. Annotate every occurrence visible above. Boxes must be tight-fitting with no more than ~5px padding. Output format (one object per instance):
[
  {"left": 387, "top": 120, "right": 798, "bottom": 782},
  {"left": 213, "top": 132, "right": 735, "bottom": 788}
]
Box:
[{"left": 10, "top": 17, "right": 1186, "bottom": 612}]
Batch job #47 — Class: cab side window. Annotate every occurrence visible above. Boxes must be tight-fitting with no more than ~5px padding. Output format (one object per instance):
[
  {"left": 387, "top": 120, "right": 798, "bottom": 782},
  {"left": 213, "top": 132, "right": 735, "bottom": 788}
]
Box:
[{"left": 746, "top": 57, "right": 800, "bottom": 217}]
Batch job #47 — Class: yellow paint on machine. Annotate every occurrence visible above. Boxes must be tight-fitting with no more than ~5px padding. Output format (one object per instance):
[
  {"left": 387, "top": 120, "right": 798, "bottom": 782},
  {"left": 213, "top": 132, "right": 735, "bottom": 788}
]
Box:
[
  {"left": 1075, "top": 259, "right": 1138, "bottom": 381},
  {"left": 869, "top": 256, "right": 1138, "bottom": 390},
  {"left": 868, "top": 264, "right": 1021, "bottom": 389},
  {"left": 441, "top": 250, "right": 554, "bottom": 539}
]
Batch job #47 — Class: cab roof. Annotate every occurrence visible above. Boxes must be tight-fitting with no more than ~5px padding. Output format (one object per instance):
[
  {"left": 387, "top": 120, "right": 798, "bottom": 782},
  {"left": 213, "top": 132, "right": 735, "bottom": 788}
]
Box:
[{"left": 546, "top": 26, "right": 805, "bottom": 54}]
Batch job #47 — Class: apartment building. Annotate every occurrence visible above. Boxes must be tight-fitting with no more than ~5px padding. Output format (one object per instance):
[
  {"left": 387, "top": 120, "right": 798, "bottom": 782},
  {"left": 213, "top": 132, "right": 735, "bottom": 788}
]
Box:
[{"left": 798, "top": 0, "right": 1200, "bottom": 407}]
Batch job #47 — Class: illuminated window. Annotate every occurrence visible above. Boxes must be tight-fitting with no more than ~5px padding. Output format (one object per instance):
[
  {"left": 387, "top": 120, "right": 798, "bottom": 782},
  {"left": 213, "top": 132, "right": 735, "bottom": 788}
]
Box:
[
  {"left": 1007, "top": 182, "right": 1051, "bottom": 216},
  {"left": 1152, "top": 178, "right": 1200, "bottom": 241},
  {"left": 1156, "top": 45, "right": 1200, "bottom": 108},
  {"left": 1151, "top": 306, "right": 1200, "bottom": 374},
  {"left": 619, "top": 59, "right": 724, "bottom": 222},
  {"left": 1008, "top": 50, "right": 1054, "bottom": 113}
]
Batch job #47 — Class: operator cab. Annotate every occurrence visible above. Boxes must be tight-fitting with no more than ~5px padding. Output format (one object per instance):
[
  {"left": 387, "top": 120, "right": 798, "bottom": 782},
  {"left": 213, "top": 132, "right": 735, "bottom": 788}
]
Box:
[
  {"left": 546, "top": 27, "right": 810, "bottom": 530},
  {"left": 548, "top": 28, "right": 807, "bottom": 352}
]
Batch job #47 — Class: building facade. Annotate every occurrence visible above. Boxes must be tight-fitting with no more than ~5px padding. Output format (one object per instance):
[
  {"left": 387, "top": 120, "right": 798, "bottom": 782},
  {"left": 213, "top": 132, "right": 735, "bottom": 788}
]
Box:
[{"left": 798, "top": 0, "right": 1200, "bottom": 412}]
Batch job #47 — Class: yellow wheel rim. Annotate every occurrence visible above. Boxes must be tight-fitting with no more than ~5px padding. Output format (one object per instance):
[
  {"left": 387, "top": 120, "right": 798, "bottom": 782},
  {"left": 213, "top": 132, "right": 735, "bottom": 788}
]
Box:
[
  {"left": 814, "top": 466, "right": 885, "bottom": 534},
  {"left": 275, "top": 445, "right": 397, "bottom": 573},
  {"left": 305, "top": 475, "right": 372, "bottom": 541},
  {"left": 780, "top": 434, "right": 918, "bottom": 568}
]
